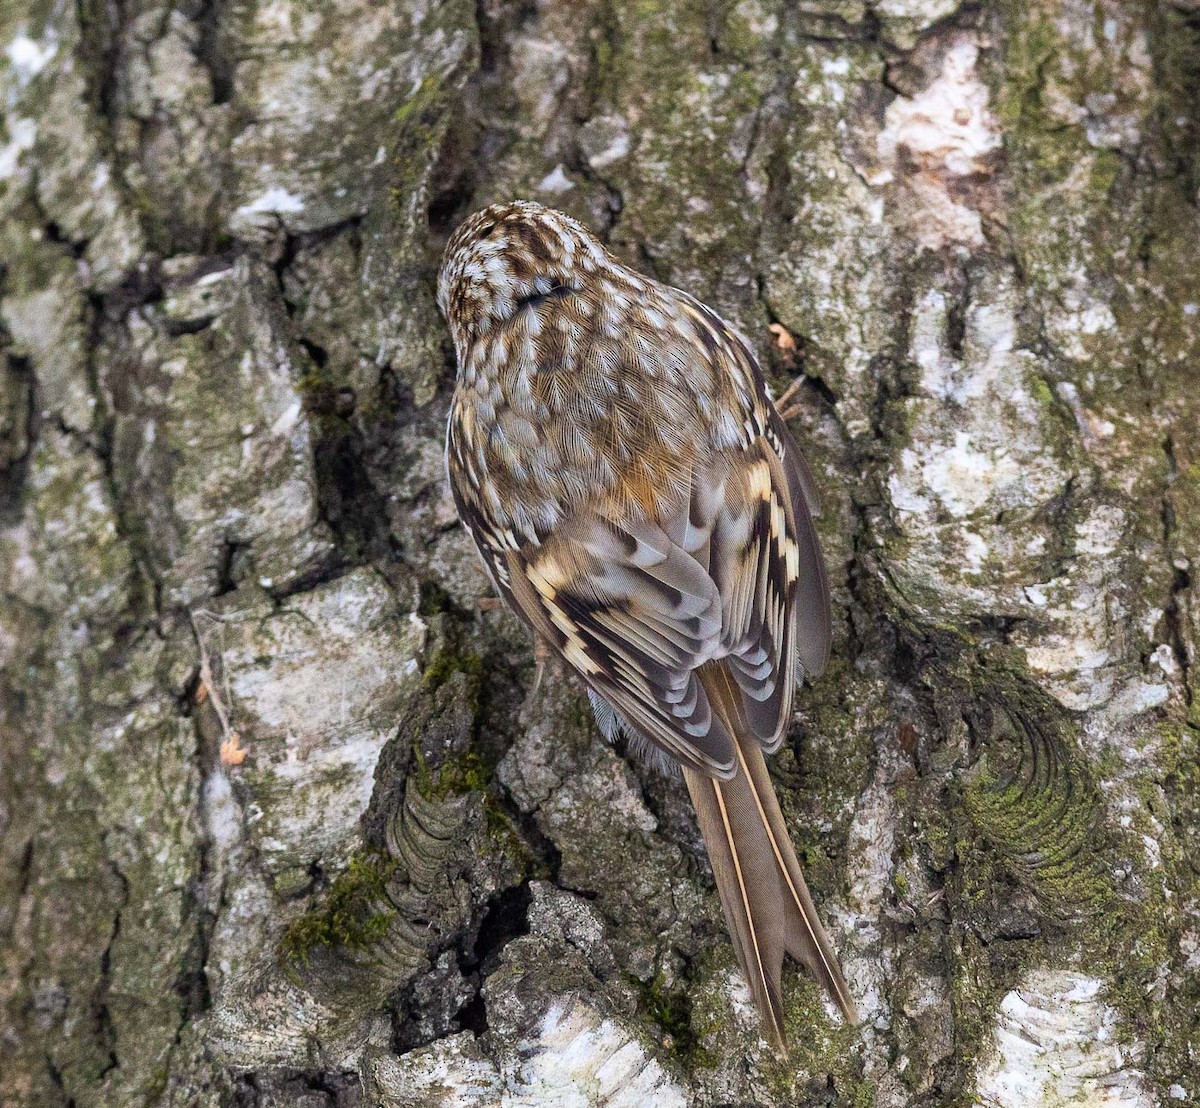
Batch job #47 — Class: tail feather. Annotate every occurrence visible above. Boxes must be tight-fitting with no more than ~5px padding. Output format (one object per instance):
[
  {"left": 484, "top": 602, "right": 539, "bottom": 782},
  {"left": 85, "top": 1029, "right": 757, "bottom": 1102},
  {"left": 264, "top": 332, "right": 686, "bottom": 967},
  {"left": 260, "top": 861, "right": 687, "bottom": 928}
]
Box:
[{"left": 684, "top": 666, "right": 857, "bottom": 1051}]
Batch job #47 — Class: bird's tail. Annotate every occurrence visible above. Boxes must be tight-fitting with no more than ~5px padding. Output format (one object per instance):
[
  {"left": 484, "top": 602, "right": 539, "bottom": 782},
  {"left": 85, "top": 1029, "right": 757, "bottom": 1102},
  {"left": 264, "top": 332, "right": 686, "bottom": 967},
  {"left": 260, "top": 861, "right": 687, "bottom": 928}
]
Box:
[{"left": 683, "top": 666, "right": 857, "bottom": 1051}]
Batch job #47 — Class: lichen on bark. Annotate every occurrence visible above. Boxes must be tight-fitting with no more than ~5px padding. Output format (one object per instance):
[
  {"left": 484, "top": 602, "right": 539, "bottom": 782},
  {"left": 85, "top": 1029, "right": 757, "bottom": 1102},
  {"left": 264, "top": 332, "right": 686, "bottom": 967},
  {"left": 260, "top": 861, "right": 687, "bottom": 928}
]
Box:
[{"left": 3, "top": 0, "right": 1200, "bottom": 1105}]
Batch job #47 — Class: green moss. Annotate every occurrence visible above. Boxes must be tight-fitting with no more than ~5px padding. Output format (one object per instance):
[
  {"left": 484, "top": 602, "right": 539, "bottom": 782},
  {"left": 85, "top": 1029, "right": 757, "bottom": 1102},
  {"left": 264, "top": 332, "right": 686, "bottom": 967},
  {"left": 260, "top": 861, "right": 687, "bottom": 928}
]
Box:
[
  {"left": 995, "top": 9, "right": 1062, "bottom": 135},
  {"left": 775, "top": 654, "right": 877, "bottom": 892},
  {"left": 922, "top": 669, "right": 1116, "bottom": 933},
  {"left": 960, "top": 702, "right": 1113, "bottom": 920},
  {"left": 484, "top": 800, "right": 542, "bottom": 875},
  {"left": 630, "top": 971, "right": 711, "bottom": 1063},
  {"left": 1092, "top": 725, "right": 1200, "bottom": 1088},
  {"left": 946, "top": 926, "right": 1013, "bottom": 1081},
  {"left": 278, "top": 849, "right": 398, "bottom": 967},
  {"left": 420, "top": 643, "right": 484, "bottom": 700},
  {"left": 389, "top": 76, "right": 455, "bottom": 227},
  {"left": 413, "top": 744, "right": 543, "bottom": 877},
  {"left": 1028, "top": 374, "right": 1057, "bottom": 409},
  {"left": 272, "top": 864, "right": 315, "bottom": 900},
  {"left": 414, "top": 743, "right": 491, "bottom": 800},
  {"left": 416, "top": 581, "right": 458, "bottom": 617},
  {"left": 767, "top": 973, "right": 872, "bottom": 1104}
]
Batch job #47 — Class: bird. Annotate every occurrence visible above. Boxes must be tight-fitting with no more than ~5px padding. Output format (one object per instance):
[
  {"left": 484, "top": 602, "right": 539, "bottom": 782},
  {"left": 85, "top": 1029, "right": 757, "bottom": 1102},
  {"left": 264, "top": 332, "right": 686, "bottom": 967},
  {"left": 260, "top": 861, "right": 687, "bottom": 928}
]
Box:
[{"left": 437, "top": 199, "right": 857, "bottom": 1050}]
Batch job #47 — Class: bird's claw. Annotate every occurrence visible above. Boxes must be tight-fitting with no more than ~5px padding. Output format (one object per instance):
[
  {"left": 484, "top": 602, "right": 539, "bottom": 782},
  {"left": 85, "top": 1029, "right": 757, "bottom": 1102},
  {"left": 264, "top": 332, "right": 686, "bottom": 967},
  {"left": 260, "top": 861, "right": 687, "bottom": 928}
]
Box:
[{"left": 773, "top": 375, "right": 805, "bottom": 422}]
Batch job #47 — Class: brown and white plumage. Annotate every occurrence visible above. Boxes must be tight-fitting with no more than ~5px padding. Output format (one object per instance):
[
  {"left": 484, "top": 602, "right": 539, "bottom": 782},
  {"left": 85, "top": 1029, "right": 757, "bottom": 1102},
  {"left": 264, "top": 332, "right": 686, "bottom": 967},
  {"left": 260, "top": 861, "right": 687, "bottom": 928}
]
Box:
[{"left": 439, "top": 200, "right": 856, "bottom": 1048}]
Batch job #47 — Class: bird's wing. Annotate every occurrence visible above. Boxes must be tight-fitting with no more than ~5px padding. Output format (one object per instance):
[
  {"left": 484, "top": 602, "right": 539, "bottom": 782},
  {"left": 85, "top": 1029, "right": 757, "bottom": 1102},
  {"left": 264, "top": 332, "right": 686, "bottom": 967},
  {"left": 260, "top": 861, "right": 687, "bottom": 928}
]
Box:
[
  {"left": 765, "top": 400, "right": 831, "bottom": 680},
  {"left": 500, "top": 493, "right": 738, "bottom": 776},
  {"left": 668, "top": 290, "right": 830, "bottom": 690},
  {"left": 464, "top": 431, "right": 822, "bottom": 776},
  {"left": 705, "top": 435, "right": 808, "bottom": 753},
  {"left": 447, "top": 304, "right": 830, "bottom": 776}
]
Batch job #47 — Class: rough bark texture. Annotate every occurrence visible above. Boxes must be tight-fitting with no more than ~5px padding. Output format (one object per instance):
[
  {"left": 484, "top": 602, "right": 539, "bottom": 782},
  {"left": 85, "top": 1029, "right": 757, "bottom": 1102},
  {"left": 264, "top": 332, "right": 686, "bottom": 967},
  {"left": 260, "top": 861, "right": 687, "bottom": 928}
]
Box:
[{"left": 2, "top": 1, "right": 1199, "bottom": 1105}]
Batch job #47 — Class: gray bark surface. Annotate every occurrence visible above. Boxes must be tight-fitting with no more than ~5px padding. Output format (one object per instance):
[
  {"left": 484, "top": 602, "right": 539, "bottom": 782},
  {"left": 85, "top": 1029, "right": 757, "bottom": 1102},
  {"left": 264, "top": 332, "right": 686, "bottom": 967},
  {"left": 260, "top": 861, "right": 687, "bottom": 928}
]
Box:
[{"left": 2, "top": 1, "right": 1199, "bottom": 1104}]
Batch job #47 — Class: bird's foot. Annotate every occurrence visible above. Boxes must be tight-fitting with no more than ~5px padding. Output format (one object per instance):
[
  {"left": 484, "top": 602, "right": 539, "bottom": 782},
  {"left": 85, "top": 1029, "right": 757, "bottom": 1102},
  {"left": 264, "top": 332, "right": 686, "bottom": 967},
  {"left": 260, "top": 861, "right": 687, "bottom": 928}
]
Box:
[
  {"left": 773, "top": 375, "right": 806, "bottom": 421},
  {"left": 531, "top": 636, "right": 553, "bottom": 695}
]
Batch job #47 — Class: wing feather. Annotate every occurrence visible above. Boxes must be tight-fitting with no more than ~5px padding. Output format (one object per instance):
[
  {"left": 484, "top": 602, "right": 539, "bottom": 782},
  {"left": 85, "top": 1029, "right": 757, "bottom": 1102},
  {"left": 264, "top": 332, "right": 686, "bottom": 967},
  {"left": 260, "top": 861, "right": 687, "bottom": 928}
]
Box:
[{"left": 447, "top": 297, "right": 831, "bottom": 774}]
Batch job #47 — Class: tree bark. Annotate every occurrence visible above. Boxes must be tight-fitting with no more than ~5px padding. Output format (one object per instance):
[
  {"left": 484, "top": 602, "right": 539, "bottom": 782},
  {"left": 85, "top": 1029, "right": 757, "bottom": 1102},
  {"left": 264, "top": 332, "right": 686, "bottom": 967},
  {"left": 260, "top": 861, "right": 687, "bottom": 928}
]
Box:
[{"left": 2, "top": 1, "right": 1198, "bottom": 1104}]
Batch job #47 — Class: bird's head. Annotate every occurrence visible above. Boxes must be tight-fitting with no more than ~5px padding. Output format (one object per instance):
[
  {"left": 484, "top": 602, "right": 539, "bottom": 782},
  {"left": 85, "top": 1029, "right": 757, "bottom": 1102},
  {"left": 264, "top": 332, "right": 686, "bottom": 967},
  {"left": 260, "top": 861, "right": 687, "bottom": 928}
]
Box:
[{"left": 436, "top": 200, "right": 607, "bottom": 358}]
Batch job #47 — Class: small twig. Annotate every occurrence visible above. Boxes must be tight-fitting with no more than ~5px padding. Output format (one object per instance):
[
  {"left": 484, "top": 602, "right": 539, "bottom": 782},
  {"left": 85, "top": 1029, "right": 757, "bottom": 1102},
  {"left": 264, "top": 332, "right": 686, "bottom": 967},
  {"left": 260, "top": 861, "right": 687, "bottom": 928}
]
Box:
[{"left": 189, "top": 610, "right": 245, "bottom": 765}]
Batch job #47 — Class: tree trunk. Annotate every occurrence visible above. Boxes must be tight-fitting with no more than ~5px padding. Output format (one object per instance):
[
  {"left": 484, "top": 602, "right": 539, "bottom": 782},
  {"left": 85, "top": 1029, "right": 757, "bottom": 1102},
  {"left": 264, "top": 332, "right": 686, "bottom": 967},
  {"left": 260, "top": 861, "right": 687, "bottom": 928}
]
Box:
[{"left": 2, "top": 1, "right": 1198, "bottom": 1104}]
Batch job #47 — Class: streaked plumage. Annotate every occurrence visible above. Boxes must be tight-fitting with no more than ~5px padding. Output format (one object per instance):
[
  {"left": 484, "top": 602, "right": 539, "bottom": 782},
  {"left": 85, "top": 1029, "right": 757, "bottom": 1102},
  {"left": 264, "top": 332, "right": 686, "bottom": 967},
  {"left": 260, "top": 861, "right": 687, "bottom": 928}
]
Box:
[{"left": 439, "top": 200, "right": 856, "bottom": 1048}]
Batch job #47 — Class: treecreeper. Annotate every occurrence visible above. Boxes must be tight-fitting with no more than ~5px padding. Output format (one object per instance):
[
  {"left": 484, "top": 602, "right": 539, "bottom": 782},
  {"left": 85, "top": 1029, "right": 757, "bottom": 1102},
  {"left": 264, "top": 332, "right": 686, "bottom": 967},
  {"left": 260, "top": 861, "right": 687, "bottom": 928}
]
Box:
[{"left": 438, "top": 200, "right": 858, "bottom": 1049}]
